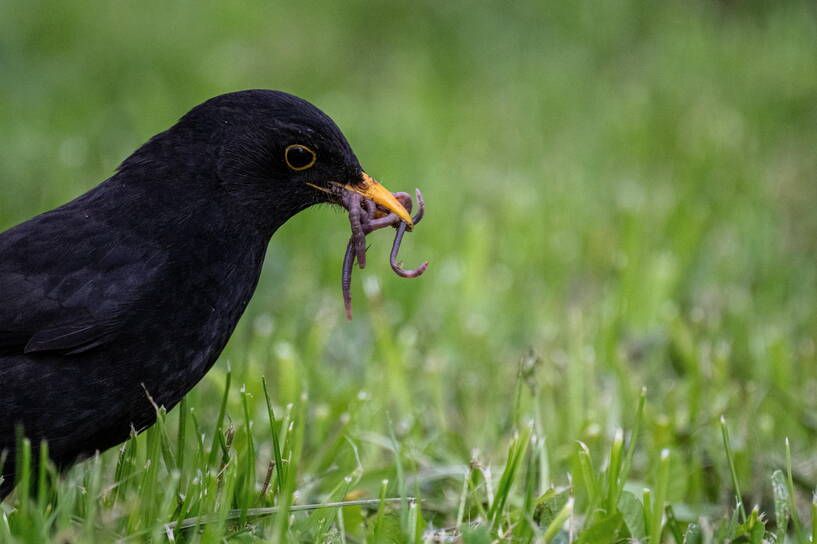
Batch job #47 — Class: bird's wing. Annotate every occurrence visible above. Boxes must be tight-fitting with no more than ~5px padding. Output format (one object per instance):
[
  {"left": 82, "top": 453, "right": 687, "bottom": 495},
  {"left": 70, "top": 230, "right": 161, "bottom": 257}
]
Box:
[{"left": 0, "top": 209, "right": 167, "bottom": 356}]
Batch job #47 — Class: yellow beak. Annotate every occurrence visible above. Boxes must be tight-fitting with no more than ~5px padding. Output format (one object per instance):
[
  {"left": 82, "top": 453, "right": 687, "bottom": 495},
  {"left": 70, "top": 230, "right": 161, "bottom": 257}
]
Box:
[{"left": 341, "top": 173, "right": 414, "bottom": 227}]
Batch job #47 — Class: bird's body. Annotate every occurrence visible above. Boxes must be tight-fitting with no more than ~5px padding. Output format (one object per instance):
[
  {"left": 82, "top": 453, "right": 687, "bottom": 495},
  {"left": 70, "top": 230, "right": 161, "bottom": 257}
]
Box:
[
  {"left": 0, "top": 90, "right": 414, "bottom": 496},
  {"left": 0, "top": 178, "right": 267, "bottom": 475}
]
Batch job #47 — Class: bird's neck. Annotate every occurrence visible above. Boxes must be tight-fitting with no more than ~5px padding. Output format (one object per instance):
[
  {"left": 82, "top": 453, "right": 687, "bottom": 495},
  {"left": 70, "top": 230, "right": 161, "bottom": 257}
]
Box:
[{"left": 114, "top": 126, "right": 309, "bottom": 239}]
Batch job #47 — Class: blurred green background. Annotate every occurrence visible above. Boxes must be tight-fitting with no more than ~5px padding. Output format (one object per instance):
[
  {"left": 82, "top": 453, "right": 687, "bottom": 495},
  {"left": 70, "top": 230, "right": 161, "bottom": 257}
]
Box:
[{"left": 1, "top": 0, "right": 817, "bottom": 539}]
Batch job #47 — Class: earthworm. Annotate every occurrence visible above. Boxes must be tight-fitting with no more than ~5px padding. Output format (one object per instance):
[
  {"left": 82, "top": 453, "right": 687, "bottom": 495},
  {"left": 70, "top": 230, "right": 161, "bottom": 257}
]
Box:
[
  {"left": 390, "top": 190, "right": 428, "bottom": 278},
  {"left": 343, "top": 191, "right": 367, "bottom": 268},
  {"left": 341, "top": 239, "right": 355, "bottom": 320},
  {"left": 339, "top": 188, "right": 427, "bottom": 319}
]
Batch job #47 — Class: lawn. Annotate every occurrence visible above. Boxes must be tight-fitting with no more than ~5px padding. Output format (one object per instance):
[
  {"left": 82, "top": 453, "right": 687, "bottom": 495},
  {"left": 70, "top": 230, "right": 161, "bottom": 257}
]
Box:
[{"left": 1, "top": 1, "right": 816, "bottom": 541}]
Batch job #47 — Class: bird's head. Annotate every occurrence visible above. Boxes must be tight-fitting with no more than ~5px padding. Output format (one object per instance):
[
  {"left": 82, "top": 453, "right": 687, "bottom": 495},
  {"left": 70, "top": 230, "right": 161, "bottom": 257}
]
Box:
[{"left": 155, "top": 90, "right": 413, "bottom": 235}]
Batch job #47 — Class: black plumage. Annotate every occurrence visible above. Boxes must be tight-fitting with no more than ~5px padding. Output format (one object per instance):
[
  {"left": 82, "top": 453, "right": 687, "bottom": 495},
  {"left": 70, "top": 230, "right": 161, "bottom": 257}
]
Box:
[{"left": 0, "top": 90, "right": 408, "bottom": 496}]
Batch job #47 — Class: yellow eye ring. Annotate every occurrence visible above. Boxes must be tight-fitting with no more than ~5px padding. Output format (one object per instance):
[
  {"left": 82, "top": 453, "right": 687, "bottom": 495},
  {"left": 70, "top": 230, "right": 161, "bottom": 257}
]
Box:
[{"left": 284, "top": 144, "right": 317, "bottom": 171}]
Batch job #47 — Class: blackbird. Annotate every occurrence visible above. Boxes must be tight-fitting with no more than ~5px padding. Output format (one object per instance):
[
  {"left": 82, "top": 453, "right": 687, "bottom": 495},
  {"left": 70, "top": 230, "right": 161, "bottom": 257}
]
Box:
[{"left": 0, "top": 90, "right": 414, "bottom": 496}]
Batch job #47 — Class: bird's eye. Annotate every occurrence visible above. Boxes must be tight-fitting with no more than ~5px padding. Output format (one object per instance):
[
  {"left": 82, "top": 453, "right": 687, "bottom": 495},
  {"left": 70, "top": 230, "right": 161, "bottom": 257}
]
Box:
[{"left": 284, "top": 144, "right": 317, "bottom": 171}]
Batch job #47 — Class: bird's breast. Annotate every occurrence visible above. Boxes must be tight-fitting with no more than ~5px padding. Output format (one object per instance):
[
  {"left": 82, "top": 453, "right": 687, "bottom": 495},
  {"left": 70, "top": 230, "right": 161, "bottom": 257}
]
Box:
[{"left": 131, "top": 241, "right": 267, "bottom": 412}]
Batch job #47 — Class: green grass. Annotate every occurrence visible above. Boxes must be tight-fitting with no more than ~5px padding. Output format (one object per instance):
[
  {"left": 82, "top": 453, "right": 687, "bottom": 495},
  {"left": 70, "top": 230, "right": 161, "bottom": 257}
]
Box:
[{"left": 1, "top": 0, "right": 817, "bottom": 541}]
